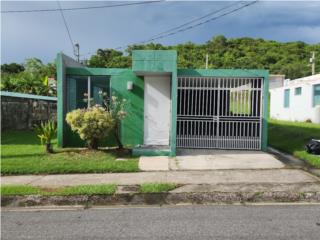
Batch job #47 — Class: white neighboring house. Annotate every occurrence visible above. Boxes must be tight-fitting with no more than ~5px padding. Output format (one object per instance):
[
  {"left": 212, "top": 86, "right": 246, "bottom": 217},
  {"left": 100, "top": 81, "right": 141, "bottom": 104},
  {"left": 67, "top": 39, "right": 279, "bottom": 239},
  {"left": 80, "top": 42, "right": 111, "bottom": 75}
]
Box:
[
  {"left": 269, "top": 74, "right": 285, "bottom": 89},
  {"left": 270, "top": 74, "right": 320, "bottom": 123}
]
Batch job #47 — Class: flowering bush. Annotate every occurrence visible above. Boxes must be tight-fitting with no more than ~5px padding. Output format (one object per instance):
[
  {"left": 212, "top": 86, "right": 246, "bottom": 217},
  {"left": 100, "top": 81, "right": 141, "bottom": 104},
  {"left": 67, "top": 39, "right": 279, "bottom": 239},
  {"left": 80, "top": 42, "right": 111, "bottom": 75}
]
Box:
[
  {"left": 94, "top": 92, "right": 128, "bottom": 149},
  {"left": 66, "top": 106, "right": 114, "bottom": 149}
]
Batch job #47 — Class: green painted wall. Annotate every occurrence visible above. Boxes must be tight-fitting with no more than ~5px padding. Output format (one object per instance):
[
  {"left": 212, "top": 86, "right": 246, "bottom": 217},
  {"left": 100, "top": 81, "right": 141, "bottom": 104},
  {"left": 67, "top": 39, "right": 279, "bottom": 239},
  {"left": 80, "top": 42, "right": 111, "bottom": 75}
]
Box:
[
  {"left": 61, "top": 68, "right": 144, "bottom": 148},
  {"left": 132, "top": 50, "right": 178, "bottom": 156},
  {"left": 178, "top": 68, "right": 268, "bottom": 78},
  {"left": 111, "top": 70, "right": 144, "bottom": 147},
  {"left": 66, "top": 67, "right": 128, "bottom": 76},
  {"left": 261, "top": 71, "right": 269, "bottom": 151},
  {"left": 132, "top": 50, "right": 177, "bottom": 73},
  {"left": 0, "top": 91, "right": 57, "bottom": 101},
  {"left": 56, "top": 53, "right": 65, "bottom": 147},
  {"left": 170, "top": 70, "right": 177, "bottom": 156}
]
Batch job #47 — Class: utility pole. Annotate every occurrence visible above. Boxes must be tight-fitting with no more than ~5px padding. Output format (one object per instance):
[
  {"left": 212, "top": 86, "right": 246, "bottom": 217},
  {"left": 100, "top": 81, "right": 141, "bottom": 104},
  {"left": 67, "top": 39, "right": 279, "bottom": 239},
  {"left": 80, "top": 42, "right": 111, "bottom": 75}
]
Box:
[
  {"left": 310, "top": 51, "right": 315, "bottom": 75},
  {"left": 205, "top": 53, "right": 208, "bottom": 69},
  {"left": 75, "top": 43, "right": 80, "bottom": 62}
]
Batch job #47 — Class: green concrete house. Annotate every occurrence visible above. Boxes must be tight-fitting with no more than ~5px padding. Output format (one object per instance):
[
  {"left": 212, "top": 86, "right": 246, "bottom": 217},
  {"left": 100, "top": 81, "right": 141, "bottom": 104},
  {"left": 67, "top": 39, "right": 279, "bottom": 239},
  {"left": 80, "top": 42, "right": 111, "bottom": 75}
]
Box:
[{"left": 56, "top": 50, "right": 269, "bottom": 156}]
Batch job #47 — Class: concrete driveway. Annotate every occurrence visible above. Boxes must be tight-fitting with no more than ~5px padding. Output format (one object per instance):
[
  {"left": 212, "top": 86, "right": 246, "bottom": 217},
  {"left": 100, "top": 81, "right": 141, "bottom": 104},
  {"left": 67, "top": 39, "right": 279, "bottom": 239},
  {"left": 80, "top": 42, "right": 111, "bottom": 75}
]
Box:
[
  {"left": 138, "top": 149, "right": 285, "bottom": 171},
  {"left": 173, "top": 149, "right": 285, "bottom": 170}
]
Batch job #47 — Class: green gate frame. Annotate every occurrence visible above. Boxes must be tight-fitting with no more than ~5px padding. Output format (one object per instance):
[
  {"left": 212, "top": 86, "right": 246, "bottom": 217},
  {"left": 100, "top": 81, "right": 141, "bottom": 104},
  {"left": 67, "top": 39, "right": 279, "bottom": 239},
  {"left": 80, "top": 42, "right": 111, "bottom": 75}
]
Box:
[{"left": 177, "top": 69, "right": 269, "bottom": 151}]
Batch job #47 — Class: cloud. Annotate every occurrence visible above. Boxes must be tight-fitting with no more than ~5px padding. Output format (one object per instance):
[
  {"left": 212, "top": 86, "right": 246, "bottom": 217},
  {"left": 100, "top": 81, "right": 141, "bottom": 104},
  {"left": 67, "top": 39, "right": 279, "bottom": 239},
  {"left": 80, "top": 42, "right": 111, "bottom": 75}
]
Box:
[{"left": 1, "top": 1, "right": 320, "bottom": 63}]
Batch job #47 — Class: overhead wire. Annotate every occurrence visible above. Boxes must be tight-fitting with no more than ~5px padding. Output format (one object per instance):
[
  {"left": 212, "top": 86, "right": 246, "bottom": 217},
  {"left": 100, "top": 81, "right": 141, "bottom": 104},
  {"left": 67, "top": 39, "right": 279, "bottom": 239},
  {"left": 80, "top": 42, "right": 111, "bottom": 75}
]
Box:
[
  {"left": 5, "top": 0, "right": 258, "bottom": 59},
  {"left": 81, "top": 0, "right": 258, "bottom": 57},
  {"left": 57, "top": 1, "right": 76, "bottom": 57},
  {"left": 117, "top": 0, "right": 258, "bottom": 49},
  {"left": 1, "top": 1, "right": 164, "bottom": 13},
  {"left": 147, "top": 1, "right": 245, "bottom": 40}
]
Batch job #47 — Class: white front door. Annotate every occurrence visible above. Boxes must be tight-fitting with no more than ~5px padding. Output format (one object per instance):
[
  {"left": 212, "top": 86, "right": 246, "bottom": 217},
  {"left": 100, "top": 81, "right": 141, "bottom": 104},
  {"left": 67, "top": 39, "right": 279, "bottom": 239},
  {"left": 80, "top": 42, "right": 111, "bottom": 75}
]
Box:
[{"left": 144, "top": 75, "right": 171, "bottom": 145}]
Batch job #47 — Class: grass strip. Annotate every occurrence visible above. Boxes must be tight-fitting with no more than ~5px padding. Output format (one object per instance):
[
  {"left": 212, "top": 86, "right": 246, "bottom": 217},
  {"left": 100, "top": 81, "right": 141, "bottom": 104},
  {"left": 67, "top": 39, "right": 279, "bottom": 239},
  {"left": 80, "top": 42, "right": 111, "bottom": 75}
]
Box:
[
  {"left": 140, "top": 183, "right": 177, "bottom": 193},
  {"left": 1, "top": 184, "right": 117, "bottom": 196},
  {"left": 1, "top": 185, "right": 42, "bottom": 196}
]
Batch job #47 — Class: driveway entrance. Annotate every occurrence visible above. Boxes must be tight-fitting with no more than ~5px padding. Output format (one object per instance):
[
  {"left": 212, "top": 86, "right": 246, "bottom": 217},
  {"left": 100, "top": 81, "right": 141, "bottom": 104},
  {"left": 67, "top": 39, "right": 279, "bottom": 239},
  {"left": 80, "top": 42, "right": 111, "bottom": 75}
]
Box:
[
  {"left": 174, "top": 149, "right": 284, "bottom": 170},
  {"left": 176, "top": 77, "right": 264, "bottom": 150}
]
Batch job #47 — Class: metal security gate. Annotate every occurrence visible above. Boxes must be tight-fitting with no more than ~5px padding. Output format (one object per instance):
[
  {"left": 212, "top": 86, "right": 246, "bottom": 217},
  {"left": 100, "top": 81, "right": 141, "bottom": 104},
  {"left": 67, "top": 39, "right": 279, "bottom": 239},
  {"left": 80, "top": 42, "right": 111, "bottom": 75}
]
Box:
[{"left": 176, "top": 77, "right": 264, "bottom": 150}]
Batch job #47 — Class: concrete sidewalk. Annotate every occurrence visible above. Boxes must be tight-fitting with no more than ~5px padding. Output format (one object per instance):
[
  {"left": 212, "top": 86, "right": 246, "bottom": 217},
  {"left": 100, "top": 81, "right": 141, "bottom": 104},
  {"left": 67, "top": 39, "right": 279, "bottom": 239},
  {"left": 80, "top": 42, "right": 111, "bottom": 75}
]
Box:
[{"left": 2, "top": 169, "right": 319, "bottom": 187}]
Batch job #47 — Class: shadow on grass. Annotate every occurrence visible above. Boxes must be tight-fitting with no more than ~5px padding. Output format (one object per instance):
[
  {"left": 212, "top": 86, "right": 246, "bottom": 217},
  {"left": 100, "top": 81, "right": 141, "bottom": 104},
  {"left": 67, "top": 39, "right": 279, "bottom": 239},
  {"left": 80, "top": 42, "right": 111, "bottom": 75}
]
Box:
[
  {"left": 100, "top": 148, "right": 133, "bottom": 158},
  {"left": 52, "top": 147, "right": 133, "bottom": 158},
  {"left": 1, "top": 153, "right": 45, "bottom": 159},
  {"left": 1, "top": 130, "right": 48, "bottom": 145}
]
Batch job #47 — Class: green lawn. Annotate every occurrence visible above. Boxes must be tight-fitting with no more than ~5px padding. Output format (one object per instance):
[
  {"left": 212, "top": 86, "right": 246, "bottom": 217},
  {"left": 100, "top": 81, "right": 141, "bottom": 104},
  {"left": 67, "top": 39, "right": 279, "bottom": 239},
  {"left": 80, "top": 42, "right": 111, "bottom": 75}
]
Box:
[
  {"left": 1, "top": 184, "right": 116, "bottom": 196},
  {"left": 269, "top": 119, "right": 320, "bottom": 168},
  {"left": 1, "top": 130, "right": 139, "bottom": 175}
]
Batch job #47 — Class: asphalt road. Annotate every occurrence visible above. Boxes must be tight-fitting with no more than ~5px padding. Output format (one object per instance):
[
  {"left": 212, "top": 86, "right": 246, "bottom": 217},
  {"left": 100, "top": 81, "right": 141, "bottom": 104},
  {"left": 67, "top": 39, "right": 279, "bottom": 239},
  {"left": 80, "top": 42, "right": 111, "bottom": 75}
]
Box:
[{"left": 2, "top": 205, "right": 320, "bottom": 240}]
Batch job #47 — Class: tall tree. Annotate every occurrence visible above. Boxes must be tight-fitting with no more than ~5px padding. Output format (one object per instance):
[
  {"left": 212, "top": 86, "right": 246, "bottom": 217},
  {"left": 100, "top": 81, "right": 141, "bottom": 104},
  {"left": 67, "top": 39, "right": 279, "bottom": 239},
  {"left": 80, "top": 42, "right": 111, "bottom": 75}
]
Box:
[{"left": 1, "top": 63, "right": 25, "bottom": 74}]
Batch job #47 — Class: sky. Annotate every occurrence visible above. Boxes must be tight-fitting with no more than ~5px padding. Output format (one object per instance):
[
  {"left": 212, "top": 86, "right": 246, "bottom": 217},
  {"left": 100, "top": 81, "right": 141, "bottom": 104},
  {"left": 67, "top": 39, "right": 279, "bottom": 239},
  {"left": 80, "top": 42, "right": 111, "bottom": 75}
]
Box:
[{"left": 1, "top": 0, "right": 320, "bottom": 64}]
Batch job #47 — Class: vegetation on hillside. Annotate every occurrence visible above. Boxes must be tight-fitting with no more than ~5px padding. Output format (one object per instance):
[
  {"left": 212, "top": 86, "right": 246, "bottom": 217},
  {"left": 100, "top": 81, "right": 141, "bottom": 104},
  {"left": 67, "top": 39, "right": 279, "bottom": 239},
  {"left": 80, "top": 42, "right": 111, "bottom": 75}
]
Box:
[
  {"left": 88, "top": 36, "right": 320, "bottom": 79},
  {"left": 1, "top": 36, "right": 319, "bottom": 96}
]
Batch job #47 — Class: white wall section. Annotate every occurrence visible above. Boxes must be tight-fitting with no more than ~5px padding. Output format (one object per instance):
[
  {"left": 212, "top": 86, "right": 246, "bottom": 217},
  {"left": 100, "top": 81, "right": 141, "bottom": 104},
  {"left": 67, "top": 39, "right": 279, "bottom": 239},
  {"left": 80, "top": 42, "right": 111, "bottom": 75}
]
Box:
[
  {"left": 270, "top": 74, "right": 320, "bottom": 123},
  {"left": 144, "top": 75, "right": 171, "bottom": 145}
]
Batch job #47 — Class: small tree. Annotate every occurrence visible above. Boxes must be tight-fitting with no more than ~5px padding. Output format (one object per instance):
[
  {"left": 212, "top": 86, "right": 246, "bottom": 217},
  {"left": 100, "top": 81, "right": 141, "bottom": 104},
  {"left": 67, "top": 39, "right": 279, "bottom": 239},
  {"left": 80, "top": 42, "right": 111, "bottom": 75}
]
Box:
[
  {"left": 108, "top": 96, "right": 127, "bottom": 149},
  {"left": 35, "top": 120, "right": 57, "bottom": 153},
  {"left": 96, "top": 92, "right": 128, "bottom": 149},
  {"left": 66, "top": 106, "right": 114, "bottom": 149}
]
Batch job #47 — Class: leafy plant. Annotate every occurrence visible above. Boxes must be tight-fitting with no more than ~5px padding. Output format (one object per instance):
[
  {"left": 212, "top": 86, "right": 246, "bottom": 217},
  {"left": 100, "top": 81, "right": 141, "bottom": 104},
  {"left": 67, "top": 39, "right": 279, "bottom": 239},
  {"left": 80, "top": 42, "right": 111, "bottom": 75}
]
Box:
[
  {"left": 0, "top": 71, "right": 55, "bottom": 96},
  {"left": 34, "top": 120, "right": 57, "bottom": 153},
  {"left": 1, "top": 58, "right": 56, "bottom": 96},
  {"left": 98, "top": 92, "right": 128, "bottom": 149},
  {"left": 1, "top": 63, "right": 25, "bottom": 74},
  {"left": 66, "top": 106, "right": 114, "bottom": 149}
]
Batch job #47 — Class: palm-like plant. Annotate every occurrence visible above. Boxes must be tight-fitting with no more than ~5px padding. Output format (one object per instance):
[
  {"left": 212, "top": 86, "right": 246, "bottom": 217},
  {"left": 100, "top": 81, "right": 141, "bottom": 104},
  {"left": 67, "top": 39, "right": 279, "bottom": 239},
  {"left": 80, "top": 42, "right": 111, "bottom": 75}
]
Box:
[{"left": 35, "top": 121, "right": 57, "bottom": 153}]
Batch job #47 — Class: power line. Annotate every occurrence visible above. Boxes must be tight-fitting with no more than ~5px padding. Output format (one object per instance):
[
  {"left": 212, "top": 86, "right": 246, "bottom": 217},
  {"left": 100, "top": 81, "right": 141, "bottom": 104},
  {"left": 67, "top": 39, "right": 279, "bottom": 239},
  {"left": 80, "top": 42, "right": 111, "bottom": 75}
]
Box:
[
  {"left": 148, "top": 1, "right": 244, "bottom": 39},
  {"left": 114, "top": 0, "right": 258, "bottom": 50},
  {"left": 81, "top": 1, "right": 256, "bottom": 57},
  {"left": 57, "top": 1, "right": 76, "bottom": 57},
  {"left": 2, "top": 1, "right": 164, "bottom": 13}
]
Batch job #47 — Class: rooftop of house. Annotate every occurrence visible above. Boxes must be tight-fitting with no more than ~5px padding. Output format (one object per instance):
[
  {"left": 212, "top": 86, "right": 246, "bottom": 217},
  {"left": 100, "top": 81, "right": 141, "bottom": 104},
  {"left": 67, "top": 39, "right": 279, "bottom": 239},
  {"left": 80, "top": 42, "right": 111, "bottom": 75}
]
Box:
[
  {"left": 269, "top": 74, "right": 286, "bottom": 80},
  {"left": 284, "top": 73, "right": 320, "bottom": 87}
]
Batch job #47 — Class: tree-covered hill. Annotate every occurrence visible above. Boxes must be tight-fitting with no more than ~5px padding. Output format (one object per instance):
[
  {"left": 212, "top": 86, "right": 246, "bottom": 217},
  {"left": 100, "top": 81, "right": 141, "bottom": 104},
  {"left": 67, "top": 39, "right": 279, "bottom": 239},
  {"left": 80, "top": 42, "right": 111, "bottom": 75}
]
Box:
[
  {"left": 89, "top": 35, "right": 320, "bottom": 79},
  {"left": 1, "top": 36, "right": 319, "bottom": 96}
]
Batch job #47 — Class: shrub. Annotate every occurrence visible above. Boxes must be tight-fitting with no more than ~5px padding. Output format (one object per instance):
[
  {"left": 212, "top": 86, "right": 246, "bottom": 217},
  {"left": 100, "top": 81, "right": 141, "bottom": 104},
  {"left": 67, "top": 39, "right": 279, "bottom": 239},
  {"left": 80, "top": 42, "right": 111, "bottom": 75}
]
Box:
[
  {"left": 66, "top": 106, "right": 114, "bottom": 149},
  {"left": 97, "top": 92, "right": 128, "bottom": 149},
  {"left": 34, "top": 120, "right": 57, "bottom": 153},
  {"left": 1, "top": 71, "right": 55, "bottom": 96}
]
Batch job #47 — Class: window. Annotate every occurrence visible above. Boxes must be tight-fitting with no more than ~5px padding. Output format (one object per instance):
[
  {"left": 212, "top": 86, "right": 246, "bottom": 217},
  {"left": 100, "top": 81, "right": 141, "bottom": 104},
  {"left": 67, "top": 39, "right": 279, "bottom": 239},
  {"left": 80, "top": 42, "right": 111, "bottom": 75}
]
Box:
[
  {"left": 295, "top": 87, "right": 302, "bottom": 95},
  {"left": 284, "top": 89, "right": 290, "bottom": 108},
  {"left": 66, "top": 75, "right": 110, "bottom": 111},
  {"left": 313, "top": 84, "right": 320, "bottom": 107}
]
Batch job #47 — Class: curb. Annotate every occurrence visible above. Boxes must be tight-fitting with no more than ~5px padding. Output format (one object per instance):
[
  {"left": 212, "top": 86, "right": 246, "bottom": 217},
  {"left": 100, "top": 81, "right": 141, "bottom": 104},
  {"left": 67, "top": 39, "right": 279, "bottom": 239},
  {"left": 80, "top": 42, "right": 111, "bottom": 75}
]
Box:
[
  {"left": 268, "top": 147, "right": 320, "bottom": 178},
  {"left": 2, "top": 191, "right": 320, "bottom": 207}
]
